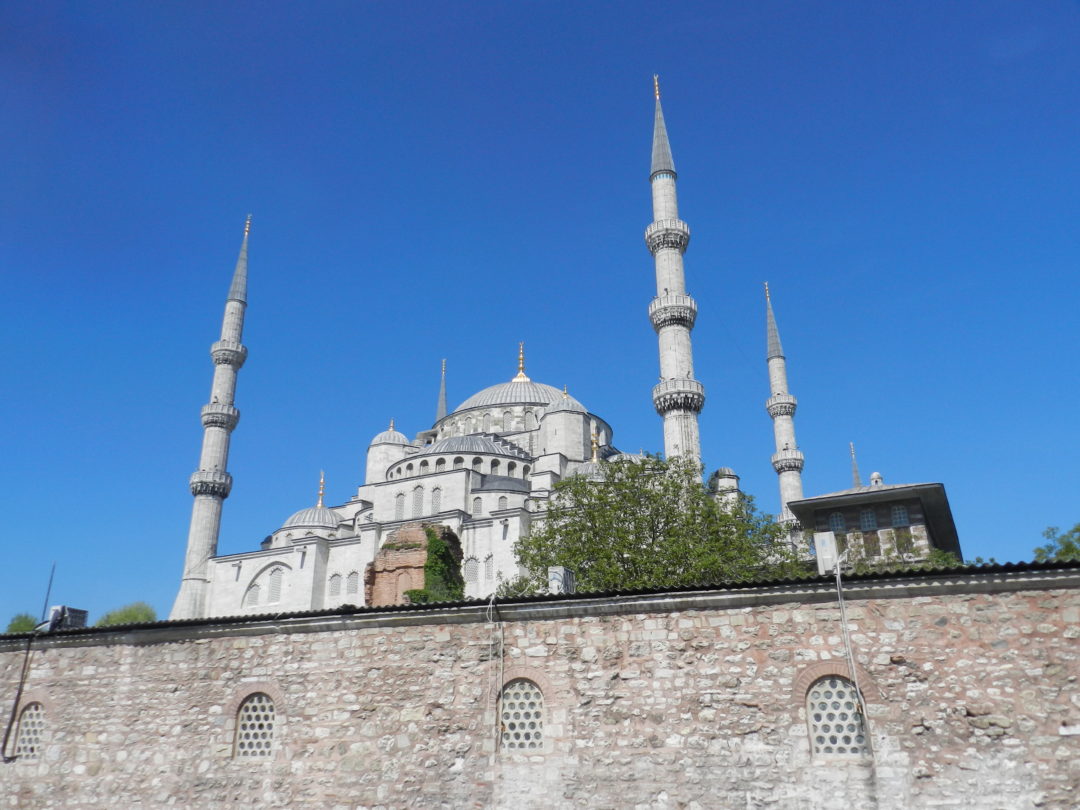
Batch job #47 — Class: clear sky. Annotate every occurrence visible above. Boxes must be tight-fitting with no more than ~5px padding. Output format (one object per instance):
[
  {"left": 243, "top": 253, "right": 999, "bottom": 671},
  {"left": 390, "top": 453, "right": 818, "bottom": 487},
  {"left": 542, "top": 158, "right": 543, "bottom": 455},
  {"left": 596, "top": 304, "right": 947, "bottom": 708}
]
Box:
[{"left": 2, "top": 1, "right": 1078, "bottom": 625}]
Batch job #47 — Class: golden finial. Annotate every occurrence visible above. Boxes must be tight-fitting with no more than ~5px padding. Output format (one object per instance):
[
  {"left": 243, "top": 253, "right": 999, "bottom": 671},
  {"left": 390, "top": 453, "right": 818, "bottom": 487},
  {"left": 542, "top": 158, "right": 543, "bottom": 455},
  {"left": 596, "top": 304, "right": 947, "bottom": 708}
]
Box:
[
  {"left": 764, "top": 281, "right": 770, "bottom": 300},
  {"left": 243, "top": 214, "right": 252, "bottom": 237},
  {"left": 512, "top": 341, "right": 530, "bottom": 382},
  {"left": 562, "top": 384, "right": 569, "bottom": 399},
  {"left": 590, "top": 431, "right": 600, "bottom": 463},
  {"left": 653, "top": 74, "right": 661, "bottom": 100},
  {"left": 317, "top": 470, "right": 325, "bottom": 508},
  {"left": 441, "top": 358, "right": 446, "bottom": 374},
  {"left": 388, "top": 417, "right": 395, "bottom": 431}
]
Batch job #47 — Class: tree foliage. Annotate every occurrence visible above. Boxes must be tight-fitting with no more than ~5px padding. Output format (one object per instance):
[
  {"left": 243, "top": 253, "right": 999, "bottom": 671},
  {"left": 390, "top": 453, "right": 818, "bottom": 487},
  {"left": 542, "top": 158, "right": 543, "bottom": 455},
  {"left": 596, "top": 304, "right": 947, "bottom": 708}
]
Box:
[
  {"left": 5, "top": 613, "right": 37, "bottom": 634},
  {"left": 94, "top": 602, "right": 157, "bottom": 627},
  {"left": 404, "top": 527, "right": 465, "bottom": 604},
  {"left": 512, "top": 455, "right": 800, "bottom": 594},
  {"left": 1034, "top": 523, "right": 1080, "bottom": 563}
]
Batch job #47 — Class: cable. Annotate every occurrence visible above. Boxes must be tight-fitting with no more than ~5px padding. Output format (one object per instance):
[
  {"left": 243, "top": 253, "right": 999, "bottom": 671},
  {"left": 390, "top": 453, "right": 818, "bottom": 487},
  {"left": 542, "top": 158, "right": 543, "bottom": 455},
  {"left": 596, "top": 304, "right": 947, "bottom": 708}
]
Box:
[{"left": 834, "top": 554, "right": 875, "bottom": 757}]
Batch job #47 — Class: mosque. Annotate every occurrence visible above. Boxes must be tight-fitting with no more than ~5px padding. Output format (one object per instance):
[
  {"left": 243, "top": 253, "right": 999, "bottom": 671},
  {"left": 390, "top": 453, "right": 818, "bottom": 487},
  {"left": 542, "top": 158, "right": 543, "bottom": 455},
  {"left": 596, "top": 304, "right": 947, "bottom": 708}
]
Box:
[{"left": 169, "top": 82, "right": 957, "bottom": 621}]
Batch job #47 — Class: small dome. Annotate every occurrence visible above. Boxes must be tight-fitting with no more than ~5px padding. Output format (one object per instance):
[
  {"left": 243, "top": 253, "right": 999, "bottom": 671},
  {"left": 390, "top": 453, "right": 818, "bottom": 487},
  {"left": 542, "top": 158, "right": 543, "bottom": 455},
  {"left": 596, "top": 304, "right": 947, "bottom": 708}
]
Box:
[
  {"left": 544, "top": 391, "right": 587, "bottom": 415},
  {"left": 453, "top": 380, "right": 564, "bottom": 413},
  {"left": 281, "top": 505, "right": 340, "bottom": 530},
  {"left": 420, "top": 434, "right": 531, "bottom": 459},
  {"left": 371, "top": 423, "right": 409, "bottom": 445},
  {"left": 715, "top": 467, "right": 739, "bottom": 478}
]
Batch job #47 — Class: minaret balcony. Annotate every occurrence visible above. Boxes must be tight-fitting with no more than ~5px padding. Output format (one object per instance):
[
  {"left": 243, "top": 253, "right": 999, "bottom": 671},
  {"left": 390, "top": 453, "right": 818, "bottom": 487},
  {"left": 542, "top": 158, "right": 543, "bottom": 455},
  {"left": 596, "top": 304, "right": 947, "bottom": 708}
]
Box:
[
  {"left": 766, "top": 393, "right": 797, "bottom": 418},
  {"left": 771, "top": 448, "right": 805, "bottom": 474},
  {"left": 189, "top": 469, "right": 233, "bottom": 498},
  {"left": 201, "top": 403, "right": 240, "bottom": 431},
  {"left": 652, "top": 378, "right": 705, "bottom": 415},
  {"left": 210, "top": 339, "right": 248, "bottom": 368},
  {"left": 645, "top": 219, "right": 690, "bottom": 255},
  {"left": 648, "top": 294, "right": 697, "bottom": 332}
]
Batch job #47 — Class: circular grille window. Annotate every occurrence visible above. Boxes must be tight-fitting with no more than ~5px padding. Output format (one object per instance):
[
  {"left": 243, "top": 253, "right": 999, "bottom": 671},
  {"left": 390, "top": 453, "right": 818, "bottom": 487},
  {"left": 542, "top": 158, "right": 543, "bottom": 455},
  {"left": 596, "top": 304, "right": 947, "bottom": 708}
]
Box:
[
  {"left": 14, "top": 702, "right": 45, "bottom": 760},
  {"left": 500, "top": 678, "right": 544, "bottom": 751},
  {"left": 807, "top": 677, "right": 867, "bottom": 756},
  {"left": 234, "top": 693, "right": 276, "bottom": 758}
]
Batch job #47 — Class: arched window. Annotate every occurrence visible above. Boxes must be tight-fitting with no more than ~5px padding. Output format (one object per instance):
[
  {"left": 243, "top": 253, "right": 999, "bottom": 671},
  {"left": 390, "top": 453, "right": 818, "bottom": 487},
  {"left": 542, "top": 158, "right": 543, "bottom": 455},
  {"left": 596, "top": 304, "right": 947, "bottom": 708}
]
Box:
[
  {"left": 498, "top": 496, "right": 508, "bottom": 511},
  {"left": 483, "top": 412, "right": 492, "bottom": 432},
  {"left": 464, "top": 557, "right": 479, "bottom": 583},
  {"left": 891, "top": 505, "right": 909, "bottom": 527},
  {"left": 472, "top": 496, "right": 482, "bottom": 515},
  {"left": 406, "top": 463, "right": 414, "bottom": 477},
  {"left": 419, "top": 460, "right": 430, "bottom": 475},
  {"left": 431, "top": 487, "right": 442, "bottom": 513},
  {"left": 522, "top": 465, "right": 530, "bottom": 477},
  {"left": 828, "top": 512, "right": 846, "bottom": 534},
  {"left": 328, "top": 574, "right": 342, "bottom": 597},
  {"left": 243, "top": 584, "right": 260, "bottom": 608},
  {"left": 465, "top": 417, "right": 475, "bottom": 434},
  {"left": 860, "top": 509, "right": 877, "bottom": 531},
  {"left": 491, "top": 459, "right": 500, "bottom": 476},
  {"left": 435, "top": 458, "right": 446, "bottom": 473},
  {"left": 471, "top": 457, "right": 482, "bottom": 472},
  {"left": 453, "top": 457, "right": 464, "bottom": 470},
  {"left": 499, "top": 679, "right": 544, "bottom": 751},
  {"left": 502, "top": 411, "right": 512, "bottom": 431},
  {"left": 806, "top": 676, "right": 868, "bottom": 757},
  {"left": 234, "top": 693, "right": 276, "bottom": 758},
  {"left": 13, "top": 702, "right": 45, "bottom": 760},
  {"left": 525, "top": 410, "right": 537, "bottom": 430},
  {"left": 484, "top": 555, "right": 494, "bottom": 581},
  {"left": 346, "top": 571, "right": 359, "bottom": 594},
  {"left": 267, "top": 568, "right": 283, "bottom": 603},
  {"left": 507, "top": 462, "right": 517, "bottom": 477},
  {"left": 395, "top": 493, "right": 405, "bottom": 520},
  {"left": 412, "top": 485, "right": 424, "bottom": 517}
]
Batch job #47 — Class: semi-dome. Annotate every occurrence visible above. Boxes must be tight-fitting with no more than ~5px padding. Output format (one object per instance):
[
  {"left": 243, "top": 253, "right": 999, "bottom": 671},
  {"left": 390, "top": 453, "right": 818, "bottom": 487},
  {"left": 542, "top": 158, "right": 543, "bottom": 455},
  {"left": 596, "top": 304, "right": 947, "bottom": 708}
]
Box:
[
  {"left": 281, "top": 504, "right": 340, "bottom": 530},
  {"left": 370, "top": 418, "right": 409, "bottom": 446},
  {"left": 544, "top": 389, "right": 587, "bottom": 415},
  {"left": 420, "top": 434, "right": 532, "bottom": 459},
  {"left": 453, "top": 380, "right": 564, "bottom": 413}
]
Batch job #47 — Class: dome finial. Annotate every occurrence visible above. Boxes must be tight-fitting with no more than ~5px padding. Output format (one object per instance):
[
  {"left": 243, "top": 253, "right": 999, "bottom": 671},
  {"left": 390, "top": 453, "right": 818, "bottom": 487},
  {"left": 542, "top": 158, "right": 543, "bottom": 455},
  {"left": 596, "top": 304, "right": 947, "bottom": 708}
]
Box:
[
  {"left": 512, "top": 341, "right": 530, "bottom": 382},
  {"left": 562, "top": 384, "right": 569, "bottom": 398},
  {"left": 653, "top": 74, "right": 660, "bottom": 101},
  {"left": 389, "top": 417, "right": 395, "bottom": 431},
  {"left": 317, "top": 470, "right": 325, "bottom": 507},
  {"left": 243, "top": 213, "right": 252, "bottom": 237}
]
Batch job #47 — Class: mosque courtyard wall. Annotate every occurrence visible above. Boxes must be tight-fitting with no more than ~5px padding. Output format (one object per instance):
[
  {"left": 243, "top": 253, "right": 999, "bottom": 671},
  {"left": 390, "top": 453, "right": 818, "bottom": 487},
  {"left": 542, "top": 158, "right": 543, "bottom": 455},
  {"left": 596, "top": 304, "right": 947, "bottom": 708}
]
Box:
[{"left": 3, "top": 565, "right": 1079, "bottom": 809}]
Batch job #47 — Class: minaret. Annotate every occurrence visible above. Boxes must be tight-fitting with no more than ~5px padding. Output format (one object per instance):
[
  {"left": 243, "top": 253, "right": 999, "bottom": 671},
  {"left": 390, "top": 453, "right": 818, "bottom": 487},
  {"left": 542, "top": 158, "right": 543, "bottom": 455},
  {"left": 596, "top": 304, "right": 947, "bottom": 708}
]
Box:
[
  {"left": 435, "top": 359, "right": 447, "bottom": 422},
  {"left": 646, "top": 77, "right": 704, "bottom": 464},
  {"left": 170, "top": 217, "right": 251, "bottom": 620},
  {"left": 764, "top": 283, "right": 805, "bottom": 522}
]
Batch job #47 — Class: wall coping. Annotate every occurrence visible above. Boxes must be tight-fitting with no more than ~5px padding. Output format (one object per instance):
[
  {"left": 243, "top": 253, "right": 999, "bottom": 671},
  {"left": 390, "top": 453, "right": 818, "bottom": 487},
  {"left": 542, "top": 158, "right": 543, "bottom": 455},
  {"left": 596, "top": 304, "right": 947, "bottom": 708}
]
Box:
[{"left": 2, "top": 566, "right": 1078, "bottom": 652}]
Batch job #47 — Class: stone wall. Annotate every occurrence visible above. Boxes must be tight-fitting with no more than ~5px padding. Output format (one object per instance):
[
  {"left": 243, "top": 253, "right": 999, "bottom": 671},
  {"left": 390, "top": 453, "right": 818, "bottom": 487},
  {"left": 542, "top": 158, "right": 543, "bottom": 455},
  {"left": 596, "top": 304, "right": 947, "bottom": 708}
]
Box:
[{"left": 1, "top": 567, "right": 1078, "bottom": 809}]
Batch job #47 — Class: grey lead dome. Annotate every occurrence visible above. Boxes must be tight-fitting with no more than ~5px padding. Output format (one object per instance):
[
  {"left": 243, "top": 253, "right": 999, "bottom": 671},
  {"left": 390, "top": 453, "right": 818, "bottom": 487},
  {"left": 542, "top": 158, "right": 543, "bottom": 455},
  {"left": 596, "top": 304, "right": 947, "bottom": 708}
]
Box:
[{"left": 453, "top": 380, "right": 565, "bottom": 413}]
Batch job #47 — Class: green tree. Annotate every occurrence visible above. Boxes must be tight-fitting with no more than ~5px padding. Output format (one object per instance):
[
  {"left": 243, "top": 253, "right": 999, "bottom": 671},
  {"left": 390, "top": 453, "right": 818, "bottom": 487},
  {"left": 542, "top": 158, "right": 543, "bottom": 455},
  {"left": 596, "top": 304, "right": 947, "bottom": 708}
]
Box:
[
  {"left": 95, "top": 602, "right": 157, "bottom": 627},
  {"left": 5, "top": 613, "right": 38, "bottom": 633},
  {"left": 511, "top": 455, "right": 801, "bottom": 594},
  {"left": 1034, "top": 523, "right": 1080, "bottom": 562}
]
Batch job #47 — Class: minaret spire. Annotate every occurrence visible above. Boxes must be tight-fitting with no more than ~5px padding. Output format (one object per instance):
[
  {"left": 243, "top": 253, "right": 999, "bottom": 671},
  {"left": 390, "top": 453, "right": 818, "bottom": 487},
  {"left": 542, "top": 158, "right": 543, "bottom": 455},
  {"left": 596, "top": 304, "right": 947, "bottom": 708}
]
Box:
[
  {"left": 764, "top": 284, "right": 805, "bottom": 523},
  {"left": 435, "top": 359, "right": 447, "bottom": 422},
  {"left": 850, "top": 442, "right": 862, "bottom": 488},
  {"left": 171, "top": 218, "right": 252, "bottom": 620},
  {"left": 646, "top": 79, "right": 704, "bottom": 465}
]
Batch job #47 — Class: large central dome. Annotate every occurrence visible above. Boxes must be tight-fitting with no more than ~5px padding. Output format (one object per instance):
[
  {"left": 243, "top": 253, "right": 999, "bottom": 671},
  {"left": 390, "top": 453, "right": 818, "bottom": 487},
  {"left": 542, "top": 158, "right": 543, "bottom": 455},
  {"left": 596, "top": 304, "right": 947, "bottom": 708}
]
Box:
[{"left": 453, "top": 380, "right": 564, "bottom": 413}]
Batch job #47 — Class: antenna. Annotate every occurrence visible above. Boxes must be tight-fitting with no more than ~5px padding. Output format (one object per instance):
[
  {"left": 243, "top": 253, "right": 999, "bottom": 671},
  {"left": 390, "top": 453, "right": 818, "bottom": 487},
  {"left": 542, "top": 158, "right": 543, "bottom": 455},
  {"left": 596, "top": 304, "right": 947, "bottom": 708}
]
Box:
[{"left": 39, "top": 562, "right": 56, "bottom": 623}]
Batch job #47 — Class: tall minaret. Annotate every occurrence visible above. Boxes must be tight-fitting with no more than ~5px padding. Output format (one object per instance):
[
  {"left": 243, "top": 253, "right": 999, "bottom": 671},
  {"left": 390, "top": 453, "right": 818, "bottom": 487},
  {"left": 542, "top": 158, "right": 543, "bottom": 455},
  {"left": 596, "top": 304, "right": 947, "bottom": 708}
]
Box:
[
  {"left": 436, "top": 359, "right": 447, "bottom": 422},
  {"left": 764, "top": 283, "right": 805, "bottom": 522},
  {"left": 646, "top": 77, "right": 704, "bottom": 464},
  {"left": 171, "top": 217, "right": 251, "bottom": 620}
]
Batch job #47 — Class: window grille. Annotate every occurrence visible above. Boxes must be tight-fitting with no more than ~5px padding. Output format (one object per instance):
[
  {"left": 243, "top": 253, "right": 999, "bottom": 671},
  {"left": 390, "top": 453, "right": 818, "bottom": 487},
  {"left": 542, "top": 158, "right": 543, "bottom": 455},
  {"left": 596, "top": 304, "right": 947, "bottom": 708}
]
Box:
[
  {"left": 412, "top": 486, "right": 423, "bottom": 517},
  {"left": 806, "top": 677, "right": 868, "bottom": 757},
  {"left": 500, "top": 679, "right": 544, "bottom": 751},
  {"left": 483, "top": 413, "right": 492, "bottom": 431},
  {"left": 346, "top": 571, "right": 359, "bottom": 594},
  {"left": 395, "top": 493, "right": 405, "bottom": 520},
  {"left": 507, "top": 462, "right": 517, "bottom": 477},
  {"left": 828, "top": 512, "right": 846, "bottom": 534},
  {"left": 484, "top": 555, "right": 494, "bottom": 581},
  {"left": 472, "top": 457, "right": 482, "bottom": 472},
  {"left": 891, "top": 505, "right": 909, "bottom": 527},
  {"left": 267, "top": 568, "right": 282, "bottom": 603},
  {"left": 498, "top": 496, "right": 508, "bottom": 510},
  {"left": 491, "top": 460, "right": 500, "bottom": 475},
  {"left": 503, "top": 411, "right": 512, "bottom": 431},
  {"left": 472, "top": 496, "right": 482, "bottom": 515},
  {"left": 435, "top": 458, "right": 446, "bottom": 473},
  {"left": 431, "top": 487, "right": 442, "bottom": 513},
  {"left": 243, "top": 584, "right": 260, "bottom": 607},
  {"left": 234, "top": 693, "right": 276, "bottom": 758},
  {"left": 419, "top": 461, "right": 429, "bottom": 475},
  {"left": 464, "top": 557, "right": 479, "bottom": 583},
  {"left": 859, "top": 509, "right": 877, "bottom": 531},
  {"left": 328, "top": 574, "right": 341, "bottom": 597},
  {"left": 453, "top": 457, "right": 464, "bottom": 470},
  {"left": 13, "top": 702, "right": 45, "bottom": 760}
]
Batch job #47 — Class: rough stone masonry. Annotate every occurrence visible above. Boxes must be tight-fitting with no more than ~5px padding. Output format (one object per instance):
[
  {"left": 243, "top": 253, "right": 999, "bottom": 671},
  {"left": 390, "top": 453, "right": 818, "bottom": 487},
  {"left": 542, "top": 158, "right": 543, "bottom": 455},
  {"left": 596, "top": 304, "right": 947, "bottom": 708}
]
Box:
[{"left": 2, "top": 564, "right": 1078, "bottom": 809}]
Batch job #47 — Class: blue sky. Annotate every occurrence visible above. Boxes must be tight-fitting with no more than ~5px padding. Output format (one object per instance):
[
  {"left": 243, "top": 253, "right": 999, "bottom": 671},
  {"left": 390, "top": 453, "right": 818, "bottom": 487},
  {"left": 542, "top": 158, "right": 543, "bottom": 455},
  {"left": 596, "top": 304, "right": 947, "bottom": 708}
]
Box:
[{"left": 2, "top": 1, "right": 1078, "bottom": 624}]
